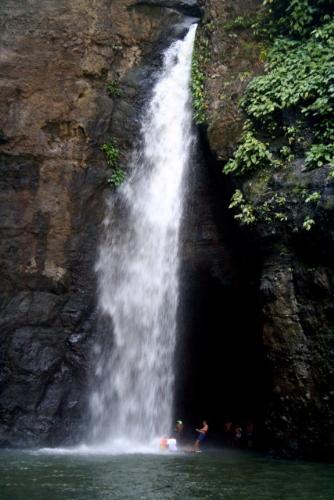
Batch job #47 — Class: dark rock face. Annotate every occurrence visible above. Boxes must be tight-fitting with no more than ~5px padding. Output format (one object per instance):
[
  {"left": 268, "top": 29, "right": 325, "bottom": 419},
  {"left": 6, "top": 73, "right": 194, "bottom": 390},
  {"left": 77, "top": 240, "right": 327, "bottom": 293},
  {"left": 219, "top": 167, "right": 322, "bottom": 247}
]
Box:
[
  {"left": 261, "top": 248, "right": 334, "bottom": 459},
  {"left": 198, "top": 0, "right": 334, "bottom": 458},
  {"left": 255, "top": 165, "right": 334, "bottom": 458},
  {"left": 134, "top": 0, "right": 201, "bottom": 17},
  {"left": 0, "top": 0, "right": 199, "bottom": 447},
  {"left": 136, "top": 0, "right": 201, "bottom": 17}
]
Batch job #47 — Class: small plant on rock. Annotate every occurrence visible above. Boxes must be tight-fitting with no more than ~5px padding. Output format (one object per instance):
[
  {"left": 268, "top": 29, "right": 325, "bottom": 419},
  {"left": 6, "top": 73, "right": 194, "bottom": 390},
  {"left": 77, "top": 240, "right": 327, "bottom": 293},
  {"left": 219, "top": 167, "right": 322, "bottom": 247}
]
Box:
[
  {"left": 107, "top": 80, "right": 122, "bottom": 98},
  {"left": 305, "top": 191, "right": 321, "bottom": 204},
  {"left": 107, "top": 167, "right": 127, "bottom": 187},
  {"left": 303, "top": 216, "right": 315, "bottom": 231},
  {"left": 101, "top": 139, "right": 120, "bottom": 168},
  {"left": 229, "top": 189, "right": 256, "bottom": 225},
  {"left": 101, "top": 138, "right": 126, "bottom": 187},
  {"left": 191, "top": 51, "right": 206, "bottom": 124}
]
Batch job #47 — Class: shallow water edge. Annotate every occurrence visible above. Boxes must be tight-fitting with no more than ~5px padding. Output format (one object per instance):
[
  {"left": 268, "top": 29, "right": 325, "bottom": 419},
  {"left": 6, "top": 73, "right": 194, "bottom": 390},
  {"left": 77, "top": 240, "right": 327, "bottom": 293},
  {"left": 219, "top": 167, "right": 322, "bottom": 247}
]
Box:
[{"left": 1, "top": 448, "right": 333, "bottom": 500}]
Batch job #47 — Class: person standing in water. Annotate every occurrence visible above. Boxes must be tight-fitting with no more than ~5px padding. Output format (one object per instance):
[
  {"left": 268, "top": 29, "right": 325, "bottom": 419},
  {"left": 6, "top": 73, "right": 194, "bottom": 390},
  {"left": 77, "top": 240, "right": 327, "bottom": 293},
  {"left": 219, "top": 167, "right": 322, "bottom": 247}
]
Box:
[
  {"left": 193, "top": 420, "right": 208, "bottom": 452},
  {"left": 234, "top": 424, "right": 243, "bottom": 447},
  {"left": 175, "top": 420, "right": 184, "bottom": 443}
]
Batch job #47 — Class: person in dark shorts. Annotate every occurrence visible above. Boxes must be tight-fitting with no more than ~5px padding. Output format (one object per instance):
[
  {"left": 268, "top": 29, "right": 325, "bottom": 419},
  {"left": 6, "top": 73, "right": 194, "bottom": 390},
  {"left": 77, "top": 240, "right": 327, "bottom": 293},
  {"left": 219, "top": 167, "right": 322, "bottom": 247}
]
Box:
[{"left": 193, "top": 420, "right": 208, "bottom": 452}]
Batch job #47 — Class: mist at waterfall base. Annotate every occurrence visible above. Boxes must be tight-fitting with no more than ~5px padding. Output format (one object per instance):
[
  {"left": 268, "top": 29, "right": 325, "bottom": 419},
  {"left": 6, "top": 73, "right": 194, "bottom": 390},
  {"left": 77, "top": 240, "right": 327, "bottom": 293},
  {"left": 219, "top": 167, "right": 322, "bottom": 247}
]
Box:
[{"left": 87, "top": 25, "right": 197, "bottom": 453}]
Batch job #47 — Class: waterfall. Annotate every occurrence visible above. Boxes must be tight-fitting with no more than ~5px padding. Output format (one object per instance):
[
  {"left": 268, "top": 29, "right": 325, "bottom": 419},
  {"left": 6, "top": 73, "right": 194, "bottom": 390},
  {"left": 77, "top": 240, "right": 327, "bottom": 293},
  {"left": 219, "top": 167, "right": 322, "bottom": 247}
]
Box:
[{"left": 90, "top": 24, "right": 197, "bottom": 451}]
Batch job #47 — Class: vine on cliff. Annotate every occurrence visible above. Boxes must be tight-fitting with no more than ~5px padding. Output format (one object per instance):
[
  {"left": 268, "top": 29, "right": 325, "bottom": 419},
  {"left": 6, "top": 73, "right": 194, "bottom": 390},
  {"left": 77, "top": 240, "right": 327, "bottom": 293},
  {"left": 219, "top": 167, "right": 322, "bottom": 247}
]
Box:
[
  {"left": 191, "top": 50, "right": 206, "bottom": 124},
  {"left": 191, "top": 26, "right": 212, "bottom": 124}
]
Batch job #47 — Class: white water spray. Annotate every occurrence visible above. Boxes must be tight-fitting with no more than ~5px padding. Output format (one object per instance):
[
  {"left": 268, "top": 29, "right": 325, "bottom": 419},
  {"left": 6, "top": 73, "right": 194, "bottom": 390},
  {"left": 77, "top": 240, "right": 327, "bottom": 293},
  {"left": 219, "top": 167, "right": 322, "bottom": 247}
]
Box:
[{"left": 91, "top": 24, "right": 197, "bottom": 452}]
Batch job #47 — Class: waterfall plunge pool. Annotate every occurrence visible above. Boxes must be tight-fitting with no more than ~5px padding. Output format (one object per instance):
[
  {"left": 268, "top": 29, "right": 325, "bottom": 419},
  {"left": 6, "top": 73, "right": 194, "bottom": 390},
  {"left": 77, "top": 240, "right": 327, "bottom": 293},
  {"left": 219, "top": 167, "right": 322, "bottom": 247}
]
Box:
[{"left": 0, "top": 448, "right": 333, "bottom": 500}]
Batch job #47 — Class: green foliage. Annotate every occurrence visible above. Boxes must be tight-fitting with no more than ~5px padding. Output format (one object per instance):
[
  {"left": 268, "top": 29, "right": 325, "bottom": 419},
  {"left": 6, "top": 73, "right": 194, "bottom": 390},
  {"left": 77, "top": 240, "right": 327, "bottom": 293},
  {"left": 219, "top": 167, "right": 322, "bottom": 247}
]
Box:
[
  {"left": 107, "top": 80, "right": 122, "bottom": 98},
  {"left": 229, "top": 187, "right": 322, "bottom": 228},
  {"left": 279, "top": 145, "right": 294, "bottom": 162},
  {"left": 303, "top": 216, "right": 315, "bottom": 230},
  {"left": 223, "top": 2, "right": 334, "bottom": 229},
  {"left": 101, "top": 138, "right": 126, "bottom": 187},
  {"left": 274, "top": 212, "right": 288, "bottom": 222},
  {"left": 101, "top": 139, "right": 120, "bottom": 168},
  {"left": 241, "top": 8, "right": 334, "bottom": 182},
  {"left": 229, "top": 189, "right": 244, "bottom": 208},
  {"left": 258, "top": 0, "right": 333, "bottom": 39},
  {"left": 262, "top": 0, "right": 314, "bottom": 38},
  {"left": 243, "top": 23, "right": 334, "bottom": 126},
  {"left": 204, "top": 21, "right": 216, "bottom": 33},
  {"left": 305, "top": 143, "right": 334, "bottom": 170},
  {"left": 283, "top": 123, "right": 304, "bottom": 146},
  {"left": 107, "top": 167, "right": 127, "bottom": 187},
  {"left": 305, "top": 191, "right": 321, "bottom": 203},
  {"left": 191, "top": 48, "right": 207, "bottom": 124},
  {"left": 229, "top": 190, "right": 256, "bottom": 225},
  {"left": 224, "top": 130, "right": 274, "bottom": 175},
  {"left": 224, "top": 14, "right": 259, "bottom": 31},
  {"left": 238, "top": 71, "right": 252, "bottom": 82},
  {"left": 191, "top": 29, "right": 212, "bottom": 125},
  {"left": 256, "top": 193, "right": 288, "bottom": 223}
]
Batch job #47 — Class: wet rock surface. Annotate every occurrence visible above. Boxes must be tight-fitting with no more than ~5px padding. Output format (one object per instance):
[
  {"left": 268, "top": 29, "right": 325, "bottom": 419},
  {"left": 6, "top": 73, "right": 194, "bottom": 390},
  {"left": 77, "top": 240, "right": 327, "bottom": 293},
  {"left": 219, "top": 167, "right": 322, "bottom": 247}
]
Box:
[{"left": 0, "top": 0, "right": 199, "bottom": 446}]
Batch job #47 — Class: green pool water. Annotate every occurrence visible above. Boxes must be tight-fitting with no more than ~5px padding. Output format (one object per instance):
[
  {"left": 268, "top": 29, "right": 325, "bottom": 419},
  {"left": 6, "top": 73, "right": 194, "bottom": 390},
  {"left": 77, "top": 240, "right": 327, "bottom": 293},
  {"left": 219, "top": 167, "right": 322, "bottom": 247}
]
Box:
[{"left": 0, "top": 448, "right": 333, "bottom": 500}]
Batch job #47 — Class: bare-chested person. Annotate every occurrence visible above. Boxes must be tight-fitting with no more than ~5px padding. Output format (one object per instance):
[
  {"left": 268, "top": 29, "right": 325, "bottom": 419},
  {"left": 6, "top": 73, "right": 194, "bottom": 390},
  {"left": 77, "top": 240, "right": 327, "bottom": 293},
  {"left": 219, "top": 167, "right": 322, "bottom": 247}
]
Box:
[{"left": 193, "top": 420, "right": 208, "bottom": 452}]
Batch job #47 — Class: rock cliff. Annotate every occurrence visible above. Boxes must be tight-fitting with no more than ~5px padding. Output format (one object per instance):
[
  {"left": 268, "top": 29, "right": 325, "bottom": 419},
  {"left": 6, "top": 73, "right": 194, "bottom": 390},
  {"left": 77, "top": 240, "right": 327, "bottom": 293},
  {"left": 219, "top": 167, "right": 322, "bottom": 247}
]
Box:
[
  {"left": 1, "top": 0, "right": 333, "bottom": 459},
  {"left": 0, "top": 0, "right": 199, "bottom": 446}
]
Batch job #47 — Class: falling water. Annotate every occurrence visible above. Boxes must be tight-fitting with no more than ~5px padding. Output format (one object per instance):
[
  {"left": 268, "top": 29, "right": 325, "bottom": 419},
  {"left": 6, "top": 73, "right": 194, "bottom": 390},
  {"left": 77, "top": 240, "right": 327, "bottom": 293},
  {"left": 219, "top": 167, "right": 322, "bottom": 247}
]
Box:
[{"left": 91, "top": 24, "right": 197, "bottom": 451}]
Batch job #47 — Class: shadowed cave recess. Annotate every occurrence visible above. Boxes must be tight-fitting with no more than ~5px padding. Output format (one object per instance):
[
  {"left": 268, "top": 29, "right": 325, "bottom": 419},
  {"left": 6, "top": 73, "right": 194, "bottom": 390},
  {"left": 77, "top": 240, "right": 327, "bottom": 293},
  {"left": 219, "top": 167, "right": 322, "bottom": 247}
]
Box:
[{"left": 175, "top": 134, "right": 269, "bottom": 448}]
